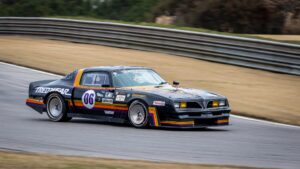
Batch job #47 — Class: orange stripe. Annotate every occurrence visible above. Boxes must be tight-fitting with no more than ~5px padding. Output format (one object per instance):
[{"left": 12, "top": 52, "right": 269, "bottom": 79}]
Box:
[
  {"left": 73, "top": 100, "right": 127, "bottom": 107},
  {"left": 216, "top": 119, "right": 229, "bottom": 123},
  {"left": 67, "top": 99, "right": 73, "bottom": 107},
  {"left": 26, "top": 98, "right": 44, "bottom": 105},
  {"left": 160, "top": 120, "right": 194, "bottom": 125},
  {"left": 148, "top": 107, "right": 159, "bottom": 127},
  {"left": 74, "top": 101, "right": 128, "bottom": 111}
]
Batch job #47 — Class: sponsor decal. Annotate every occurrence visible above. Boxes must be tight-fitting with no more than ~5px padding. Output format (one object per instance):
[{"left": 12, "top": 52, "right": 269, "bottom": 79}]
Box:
[
  {"left": 104, "top": 110, "right": 114, "bottom": 115},
  {"left": 35, "top": 87, "right": 71, "bottom": 96},
  {"left": 153, "top": 101, "right": 165, "bottom": 106},
  {"left": 115, "top": 95, "right": 126, "bottom": 102},
  {"left": 102, "top": 98, "right": 113, "bottom": 104},
  {"left": 105, "top": 92, "right": 114, "bottom": 98},
  {"left": 82, "top": 90, "right": 96, "bottom": 109},
  {"left": 96, "top": 92, "right": 104, "bottom": 97}
]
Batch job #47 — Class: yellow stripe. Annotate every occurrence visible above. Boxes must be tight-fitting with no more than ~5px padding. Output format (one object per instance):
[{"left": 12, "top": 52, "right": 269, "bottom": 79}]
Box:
[
  {"left": 74, "top": 69, "right": 84, "bottom": 87},
  {"left": 148, "top": 107, "right": 159, "bottom": 127}
]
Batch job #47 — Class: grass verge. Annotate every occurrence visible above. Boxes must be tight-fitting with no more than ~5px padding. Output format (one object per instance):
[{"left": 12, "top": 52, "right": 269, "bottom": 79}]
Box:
[
  {"left": 0, "top": 36, "right": 299, "bottom": 126},
  {"left": 0, "top": 151, "right": 264, "bottom": 169}
]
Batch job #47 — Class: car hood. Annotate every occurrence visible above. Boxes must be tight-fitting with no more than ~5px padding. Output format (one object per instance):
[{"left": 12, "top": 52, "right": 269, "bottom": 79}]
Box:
[{"left": 124, "top": 85, "right": 225, "bottom": 100}]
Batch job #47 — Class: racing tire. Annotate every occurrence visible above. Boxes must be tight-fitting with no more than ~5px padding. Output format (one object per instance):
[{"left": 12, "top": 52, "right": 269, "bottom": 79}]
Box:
[
  {"left": 46, "top": 93, "right": 72, "bottom": 122},
  {"left": 128, "top": 100, "right": 148, "bottom": 128}
]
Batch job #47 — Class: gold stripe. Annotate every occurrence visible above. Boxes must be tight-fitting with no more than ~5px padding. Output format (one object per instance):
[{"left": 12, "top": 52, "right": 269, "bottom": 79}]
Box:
[
  {"left": 73, "top": 101, "right": 128, "bottom": 111},
  {"left": 160, "top": 120, "right": 194, "bottom": 125},
  {"left": 148, "top": 107, "right": 159, "bottom": 127},
  {"left": 73, "top": 69, "right": 84, "bottom": 87},
  {"left": 216, "top": 119, "right": 229, "bottom": 123},
  {"left": 73, "top": 100, "right": 127, "bottom": 107}
]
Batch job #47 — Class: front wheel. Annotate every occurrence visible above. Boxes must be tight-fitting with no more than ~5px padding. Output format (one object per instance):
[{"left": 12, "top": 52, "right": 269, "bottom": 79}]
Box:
[
  {"left": 46, "top": 93, "right": 71, "bottom": 122},
  {"left": 128, "top": 101, "right": 148, "bottom": 128}
]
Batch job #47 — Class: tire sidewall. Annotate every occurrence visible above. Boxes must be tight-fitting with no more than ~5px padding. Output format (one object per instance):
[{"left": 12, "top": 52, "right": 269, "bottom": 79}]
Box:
[
  {"left": 46, "top": 93, "right": 66, "bottom": 122},
  {"left": 128, "top": 100, "right": 148, "bottom": 128}
]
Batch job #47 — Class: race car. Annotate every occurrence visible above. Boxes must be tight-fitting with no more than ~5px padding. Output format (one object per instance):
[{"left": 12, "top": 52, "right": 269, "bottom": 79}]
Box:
[{"left": 26, "top": 66, "right": 230, "bottom": 128}]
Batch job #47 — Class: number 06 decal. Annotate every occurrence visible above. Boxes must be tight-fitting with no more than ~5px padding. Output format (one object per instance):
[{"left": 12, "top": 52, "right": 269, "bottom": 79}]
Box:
[{"left": 82, "top": 90, "right": 95, "bottom": 109}]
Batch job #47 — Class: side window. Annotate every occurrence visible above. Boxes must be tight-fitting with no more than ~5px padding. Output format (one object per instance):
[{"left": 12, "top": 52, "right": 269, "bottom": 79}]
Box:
[{"left": 80, "top": 72, "right": 110, "bottom": 86}]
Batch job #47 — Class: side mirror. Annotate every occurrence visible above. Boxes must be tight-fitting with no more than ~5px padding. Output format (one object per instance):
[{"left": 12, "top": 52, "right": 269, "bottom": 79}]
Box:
[{"left": 173, "top": 81, "right": 180, "bottom": 87}]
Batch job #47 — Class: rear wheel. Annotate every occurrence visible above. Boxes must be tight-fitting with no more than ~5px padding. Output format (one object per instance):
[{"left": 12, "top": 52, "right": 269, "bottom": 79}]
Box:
[
  {"left": 128, "top": 100, "right": 148, "bottom": 128},
  {"left": 46, "top": 93, "right": 71, "bottom": 122}
]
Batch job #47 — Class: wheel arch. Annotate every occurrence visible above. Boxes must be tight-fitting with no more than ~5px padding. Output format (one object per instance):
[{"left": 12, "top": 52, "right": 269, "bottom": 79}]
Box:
[
  {"left": 127, "top": 98, "right": 149, "bottom": 108},
  {"left": 44, "top": 92, "right": 67, "bottom": 105}
]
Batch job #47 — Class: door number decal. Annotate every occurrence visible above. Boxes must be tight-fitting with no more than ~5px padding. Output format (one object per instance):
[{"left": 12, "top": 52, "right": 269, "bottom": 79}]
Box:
[{"left": 82, "top": 90, "right": 95, "bottom": 109}]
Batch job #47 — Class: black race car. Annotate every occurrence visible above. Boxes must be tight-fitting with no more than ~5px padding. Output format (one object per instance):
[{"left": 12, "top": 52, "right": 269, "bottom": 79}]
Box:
[{"left": 26, "top": 66, "right": 230, "bottom": 128}]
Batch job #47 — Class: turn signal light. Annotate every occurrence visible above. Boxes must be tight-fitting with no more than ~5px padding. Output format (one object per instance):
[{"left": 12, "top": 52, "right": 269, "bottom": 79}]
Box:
[
  {"left": 180, "top": 102, "right": 187, "bottom": 108},
  {"left": 212, "top": 101, "right": 219, "bottom": 107}
]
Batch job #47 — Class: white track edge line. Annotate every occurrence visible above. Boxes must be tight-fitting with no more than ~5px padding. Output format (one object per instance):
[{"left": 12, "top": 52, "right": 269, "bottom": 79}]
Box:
[
  {"left": 1, "top": 61, "right": 299, "bottom": 129},
  {"left": 0, "top": 62, "right": 62, "bottom": 77},
  {"left": 231, "top": 115, "right": 300, "bottom": 128}
]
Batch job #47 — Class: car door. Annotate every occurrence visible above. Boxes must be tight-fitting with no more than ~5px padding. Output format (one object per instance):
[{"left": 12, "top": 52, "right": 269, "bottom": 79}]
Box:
[{"left": 73, "top": 71, "right": 114, "bottom": 117}]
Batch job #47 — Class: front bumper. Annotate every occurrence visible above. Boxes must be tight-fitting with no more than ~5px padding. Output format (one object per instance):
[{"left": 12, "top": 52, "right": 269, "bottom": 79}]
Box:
[
  {"left": 159, "top": 117, "right": 230, "bottom": 128},
  {"left": 149, "top": 106, "right": 230, "bottom": 128}
]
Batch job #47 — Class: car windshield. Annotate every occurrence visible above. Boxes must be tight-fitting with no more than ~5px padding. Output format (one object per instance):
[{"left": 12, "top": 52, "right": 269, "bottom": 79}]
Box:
[{"left": 112, "top": 69, "right": 166, "bottom": 87}]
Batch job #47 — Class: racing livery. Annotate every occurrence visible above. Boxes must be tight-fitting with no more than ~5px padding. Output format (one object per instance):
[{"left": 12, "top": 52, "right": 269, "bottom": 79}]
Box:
[{"left": 26, "top": 66, "right": 230, "bottom": 128}]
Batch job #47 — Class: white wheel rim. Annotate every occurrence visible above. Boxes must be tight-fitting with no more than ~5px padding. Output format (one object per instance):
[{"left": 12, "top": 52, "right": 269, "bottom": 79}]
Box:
[
  {"left": 129, "top": 104, "right": 146, "bottom": 125},
  {"left": 48, "top": 97, "right": 62, "bottom": 117}
]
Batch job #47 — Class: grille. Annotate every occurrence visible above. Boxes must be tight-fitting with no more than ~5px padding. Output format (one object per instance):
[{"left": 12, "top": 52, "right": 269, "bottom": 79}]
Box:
[{"left": 186, "top": 102, "right": 202, "bottom": 108}]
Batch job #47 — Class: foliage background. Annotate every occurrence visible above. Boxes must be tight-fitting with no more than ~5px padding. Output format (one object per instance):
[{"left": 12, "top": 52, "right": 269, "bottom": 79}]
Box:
[{"left": 1, "top": 0, "right": 299, "bottom": 34}]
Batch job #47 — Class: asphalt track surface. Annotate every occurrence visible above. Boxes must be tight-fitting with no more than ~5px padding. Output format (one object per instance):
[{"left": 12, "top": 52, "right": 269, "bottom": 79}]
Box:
[{"left": 0, "top": 62, "right": 299, "bottom": 169}]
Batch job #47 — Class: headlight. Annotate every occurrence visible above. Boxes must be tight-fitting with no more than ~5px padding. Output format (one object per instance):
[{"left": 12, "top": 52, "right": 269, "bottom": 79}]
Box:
[
  {"left": 212, "top": 101, "right": 219, "bottom": 107},
  {"left": 174, "top": 102, "right": 187, "bottom": 108},
  {"left": 219, "top": 100, "right": 226, "bottom": 106},
  {"left": 180, "top": 102, "right": 187, "bottom": 108}
]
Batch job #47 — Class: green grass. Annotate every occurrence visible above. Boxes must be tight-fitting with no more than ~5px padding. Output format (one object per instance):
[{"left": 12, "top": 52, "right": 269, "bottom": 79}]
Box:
[{"left": 49, "top": 16, "right": 300, "bottom": 45}]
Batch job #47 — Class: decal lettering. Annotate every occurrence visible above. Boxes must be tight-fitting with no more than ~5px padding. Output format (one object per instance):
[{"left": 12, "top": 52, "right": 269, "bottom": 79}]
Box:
[
  {"left": 115, "top": 95, "right": 126, "bottom": 102},
  {"left": 82, "top": 90, "right": 96, "bottom": 109},
  {"left": 35, "top": 87, "right": 71, "bottom": 96},
  {"left": 96, "top": 92, "right": 104, "bottom": 97},
  {"left": 153, "top": 101, "right": 165, "bottom": 106},
  {"left": 105, "top": 92, "right": 114, "bottom": 98},
  {"left": 104, "top": 110, "right": 114, "bottom": 115},
  {"left": 102, "top": 98, "right": 113, "bottom": 104}
]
